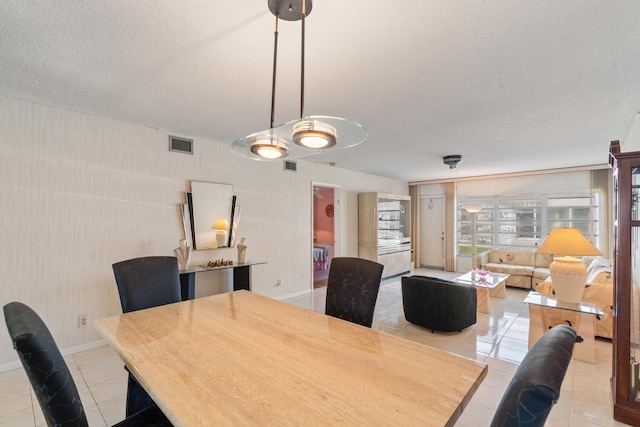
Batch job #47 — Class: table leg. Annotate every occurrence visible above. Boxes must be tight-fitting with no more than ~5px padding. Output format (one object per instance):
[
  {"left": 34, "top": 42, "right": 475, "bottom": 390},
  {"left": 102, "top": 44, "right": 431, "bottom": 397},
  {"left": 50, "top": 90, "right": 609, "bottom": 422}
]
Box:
[
  {"left": 527, "top": 305, "right": 548, "bottom": 349},
  {"left": 233, "top": 265, "right": 251, "bottom": 291},
  {"left": 572, "top": 313, "right": 597, "bottom": 363},
  {"left": 179, "top": 272, "right": 195, "bottom": 301},
  {"left": 475, "top": 287, "right": 491, "bottom": 313},
  {"left": 489, "top": 281, "right": 506, "bottom": 298}
]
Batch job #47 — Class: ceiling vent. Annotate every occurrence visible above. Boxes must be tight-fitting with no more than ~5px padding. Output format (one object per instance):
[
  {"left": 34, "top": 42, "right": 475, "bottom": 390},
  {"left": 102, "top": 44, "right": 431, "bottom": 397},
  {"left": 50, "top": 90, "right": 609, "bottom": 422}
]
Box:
[
  {"left": 169, "top": 136, "right": 194, "bottom": 154},
  {"left": 283, "top": 160, "right": 297, "bottom": 172}
]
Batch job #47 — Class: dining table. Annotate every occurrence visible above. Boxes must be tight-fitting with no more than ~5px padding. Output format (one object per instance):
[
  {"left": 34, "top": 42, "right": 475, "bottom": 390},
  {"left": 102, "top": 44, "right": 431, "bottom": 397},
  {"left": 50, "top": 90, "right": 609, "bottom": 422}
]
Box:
[{"left": 95, "top": 290, "right": 487, "bottom": 426}]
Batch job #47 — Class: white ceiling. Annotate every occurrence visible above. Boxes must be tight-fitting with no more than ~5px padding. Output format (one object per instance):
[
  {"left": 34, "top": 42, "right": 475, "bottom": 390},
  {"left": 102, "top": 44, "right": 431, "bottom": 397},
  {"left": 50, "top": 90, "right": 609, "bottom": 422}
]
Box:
[{"left": 2, "top": 1, "right": 640, "bottom": 182}]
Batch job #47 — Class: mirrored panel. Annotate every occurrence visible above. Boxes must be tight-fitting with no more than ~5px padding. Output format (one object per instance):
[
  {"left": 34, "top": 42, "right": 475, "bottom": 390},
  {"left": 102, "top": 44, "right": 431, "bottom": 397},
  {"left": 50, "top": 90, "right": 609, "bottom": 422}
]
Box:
[{"left": 190, "top": 181, "right": 233, "bottom": 250}]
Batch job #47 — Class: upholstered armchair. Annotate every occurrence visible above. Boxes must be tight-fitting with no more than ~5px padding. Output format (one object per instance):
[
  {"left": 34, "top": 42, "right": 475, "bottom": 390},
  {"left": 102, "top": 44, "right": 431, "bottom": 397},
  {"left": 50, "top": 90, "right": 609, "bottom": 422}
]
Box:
[{"left": 401, "top": 275, "right": 477, "bottom": 332}]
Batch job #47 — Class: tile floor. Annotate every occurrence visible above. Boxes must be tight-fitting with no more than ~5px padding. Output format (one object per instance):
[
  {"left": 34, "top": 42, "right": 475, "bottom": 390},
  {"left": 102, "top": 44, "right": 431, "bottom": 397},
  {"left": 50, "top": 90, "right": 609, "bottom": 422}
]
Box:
[{"left": 0, "top": 268, "right": 626, "bottom": 426}]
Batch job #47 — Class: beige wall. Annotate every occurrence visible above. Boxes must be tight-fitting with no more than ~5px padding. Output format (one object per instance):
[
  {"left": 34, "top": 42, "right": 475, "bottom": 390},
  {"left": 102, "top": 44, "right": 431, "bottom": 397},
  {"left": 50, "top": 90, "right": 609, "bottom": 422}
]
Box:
[{"left": 0, "top": 96, "right": 408, "bottom": 369}]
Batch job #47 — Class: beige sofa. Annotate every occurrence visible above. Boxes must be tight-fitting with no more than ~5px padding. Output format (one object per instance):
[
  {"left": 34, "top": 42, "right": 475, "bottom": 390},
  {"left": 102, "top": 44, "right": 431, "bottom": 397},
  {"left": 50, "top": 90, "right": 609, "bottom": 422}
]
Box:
[
  {"left": 477, "top": 249, "right": 553, "bottom": 290},
  {"left": 535, "top": 257, "right": 613, "bottom": 339}
]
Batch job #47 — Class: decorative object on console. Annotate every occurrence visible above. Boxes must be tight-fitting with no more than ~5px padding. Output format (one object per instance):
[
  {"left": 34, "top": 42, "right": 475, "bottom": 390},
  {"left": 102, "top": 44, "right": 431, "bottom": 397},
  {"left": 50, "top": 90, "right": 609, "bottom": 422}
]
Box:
[
  {"left": 212, "top": 218, "right": 230, "bottom": 248},
  {"left": 173, "top": 239, "right": 192, "bottom": 270},
  {"left": 237, "top": 238, "right": 247, "bottom": 264},
  {"left": 203, "top": 259, "right": 234, "bottom": 268},
  {"left": 535, "top": 227, "right": 602, "bottom": 303},
  {"left": 229, "top": 0, "right": 367, "bottom": 161}
]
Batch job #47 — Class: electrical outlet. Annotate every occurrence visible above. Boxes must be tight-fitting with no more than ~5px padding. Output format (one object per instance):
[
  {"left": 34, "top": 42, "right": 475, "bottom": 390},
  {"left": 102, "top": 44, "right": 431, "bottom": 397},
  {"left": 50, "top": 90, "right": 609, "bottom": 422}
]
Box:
[{"left": 78, "top": 315, "right": 88, "bottom": 328}]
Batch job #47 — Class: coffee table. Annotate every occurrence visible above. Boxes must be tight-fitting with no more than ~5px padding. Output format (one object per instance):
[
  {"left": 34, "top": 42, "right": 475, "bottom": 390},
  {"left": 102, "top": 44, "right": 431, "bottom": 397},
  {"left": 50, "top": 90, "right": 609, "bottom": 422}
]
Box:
[
  {"left": 452, "top": 271, "right": 509, "bottom": 313},
  {"left": 524, "top": 291, "right": 603, "bottom": 363}
]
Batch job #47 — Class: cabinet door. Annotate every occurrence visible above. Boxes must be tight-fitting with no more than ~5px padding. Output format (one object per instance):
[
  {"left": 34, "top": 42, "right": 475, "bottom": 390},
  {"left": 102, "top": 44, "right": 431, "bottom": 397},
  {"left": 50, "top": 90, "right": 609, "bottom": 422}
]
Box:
[{"left": 612, "top": 145, "right": 640, "bottom": 424}]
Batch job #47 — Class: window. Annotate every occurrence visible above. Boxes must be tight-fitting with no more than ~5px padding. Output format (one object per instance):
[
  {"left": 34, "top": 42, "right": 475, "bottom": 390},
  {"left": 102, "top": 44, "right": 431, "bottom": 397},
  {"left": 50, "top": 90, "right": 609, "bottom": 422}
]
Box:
[{"left": 458, "top": 191, "right": 598, "bottom": 255}]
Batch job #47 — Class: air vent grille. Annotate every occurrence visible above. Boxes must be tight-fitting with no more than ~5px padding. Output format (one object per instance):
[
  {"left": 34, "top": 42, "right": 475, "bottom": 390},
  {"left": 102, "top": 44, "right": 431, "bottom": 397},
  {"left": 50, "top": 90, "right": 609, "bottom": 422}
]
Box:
[
  {"left": 283, "top": 160, "right": 297, "bottom": 172},
  {"left": 169, "top": 136, "right": 194, "bottom": 154}
]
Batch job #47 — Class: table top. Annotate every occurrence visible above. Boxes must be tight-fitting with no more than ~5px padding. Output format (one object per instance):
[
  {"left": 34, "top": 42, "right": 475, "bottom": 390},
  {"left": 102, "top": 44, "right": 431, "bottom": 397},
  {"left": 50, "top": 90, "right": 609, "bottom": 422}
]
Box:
[
  {"left": 453, "top": 271, "right": 510, "bottom": 289},
  {"left": 179, "top": 260, "right": 266, "bottom": 274},
  {"left": 95, "top": 291, "right": 487, "bottom": 426},
  {"left": 524, "top": 291, "right": 604, "bottom": 315}
]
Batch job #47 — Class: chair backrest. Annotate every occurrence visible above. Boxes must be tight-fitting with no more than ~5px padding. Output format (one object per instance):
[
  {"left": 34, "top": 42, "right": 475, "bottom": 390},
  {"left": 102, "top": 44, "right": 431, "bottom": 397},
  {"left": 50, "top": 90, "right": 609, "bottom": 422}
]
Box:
[
  {"left": 3, "top": 302, "right": 89, "bottom": 427},
  {"left": 325, "top": 257, "right": 384, "bottom": 327},
  {"left": 112, "top": 256, "right": 182, "bottom": 313},
  {"left": 490, "top": 324, "right": 577, "bottom": 427}
]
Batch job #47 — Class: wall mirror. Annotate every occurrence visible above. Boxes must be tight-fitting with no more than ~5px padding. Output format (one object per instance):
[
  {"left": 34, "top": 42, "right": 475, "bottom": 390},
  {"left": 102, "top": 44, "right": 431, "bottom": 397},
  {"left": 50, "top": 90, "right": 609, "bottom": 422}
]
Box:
[{"left": 190, "top": 181, "right": 234, "bottom": 250}]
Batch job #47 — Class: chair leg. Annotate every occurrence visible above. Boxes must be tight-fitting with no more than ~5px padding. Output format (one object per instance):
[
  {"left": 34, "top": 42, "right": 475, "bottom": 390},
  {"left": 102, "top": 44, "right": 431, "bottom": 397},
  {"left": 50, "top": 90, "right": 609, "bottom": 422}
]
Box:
[{"left": 126, "top": 374, "right": 155, "bottom": 417}]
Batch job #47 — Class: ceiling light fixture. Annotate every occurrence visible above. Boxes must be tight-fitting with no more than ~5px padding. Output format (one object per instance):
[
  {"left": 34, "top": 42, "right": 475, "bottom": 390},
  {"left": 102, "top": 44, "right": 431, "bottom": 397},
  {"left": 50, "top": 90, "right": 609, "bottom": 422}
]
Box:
[
  {"left": 230, "top": 0, "right": 366, "bottom": 160},
  {"left": 443, "top": 155, "right": 462, "bottom": 169}
]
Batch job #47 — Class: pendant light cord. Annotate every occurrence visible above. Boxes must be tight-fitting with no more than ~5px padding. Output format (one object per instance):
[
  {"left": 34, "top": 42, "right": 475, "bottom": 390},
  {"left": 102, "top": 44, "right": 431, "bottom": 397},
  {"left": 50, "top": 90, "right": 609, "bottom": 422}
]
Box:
[
  {"left": 300, "top": 0, "right": 306, "bottom": 119},
  {"left": 270, "top": 15, "right": 279, "bottom": 129}
]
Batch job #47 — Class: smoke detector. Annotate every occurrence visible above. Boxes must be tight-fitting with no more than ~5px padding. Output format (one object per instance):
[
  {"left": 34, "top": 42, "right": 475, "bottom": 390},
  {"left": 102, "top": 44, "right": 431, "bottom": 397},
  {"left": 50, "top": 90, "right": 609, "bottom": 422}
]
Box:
[{"left": 443, "top": 155, "right": 462, "bottom": 169}]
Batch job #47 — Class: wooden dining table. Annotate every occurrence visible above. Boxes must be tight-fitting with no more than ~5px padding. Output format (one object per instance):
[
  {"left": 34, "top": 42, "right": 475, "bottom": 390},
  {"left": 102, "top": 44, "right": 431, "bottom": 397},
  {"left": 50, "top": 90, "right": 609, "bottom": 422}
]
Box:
[{"left": 95, "top": 290, "right": 487, "bottom": 426}]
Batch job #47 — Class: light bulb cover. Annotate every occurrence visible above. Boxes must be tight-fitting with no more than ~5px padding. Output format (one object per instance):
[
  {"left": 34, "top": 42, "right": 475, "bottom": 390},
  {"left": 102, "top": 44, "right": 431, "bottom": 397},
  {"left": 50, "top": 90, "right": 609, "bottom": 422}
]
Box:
[
  {"left": 230, "top": 116, "right": 366, "bottom": 161},
  {"left": 292, "top": 120, "right": 337, "bottom": 149},
  {"left": 249, "top": 135, "right": 289, "bottom": 159}
]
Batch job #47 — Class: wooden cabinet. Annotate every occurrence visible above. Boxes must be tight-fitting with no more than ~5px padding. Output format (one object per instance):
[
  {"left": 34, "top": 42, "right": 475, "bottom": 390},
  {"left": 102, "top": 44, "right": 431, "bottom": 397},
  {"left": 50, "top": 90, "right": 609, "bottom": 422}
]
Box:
[
  {"left": 610, "top": 140, "right": 640, "bottom": 425},
  {"left": 359, "top": 193, "right": 411, "bottom": 278}
]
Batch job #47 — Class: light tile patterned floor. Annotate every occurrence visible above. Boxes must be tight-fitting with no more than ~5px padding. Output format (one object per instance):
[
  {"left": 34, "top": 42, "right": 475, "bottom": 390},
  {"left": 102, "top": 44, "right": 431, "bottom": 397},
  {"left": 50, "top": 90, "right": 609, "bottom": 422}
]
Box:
[{"left": 0, "top": 268, "right": 625, "bottom": 426}]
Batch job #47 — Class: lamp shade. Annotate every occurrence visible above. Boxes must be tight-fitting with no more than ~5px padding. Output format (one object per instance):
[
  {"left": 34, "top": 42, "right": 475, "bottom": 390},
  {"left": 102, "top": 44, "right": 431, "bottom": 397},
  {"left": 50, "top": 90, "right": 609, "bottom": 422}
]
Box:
[
  {"left": 463, "top": 205, "right": 483, "bottom": 214},
  {"left": 535, "top": 228, "right": 602, "bottom": 256},
  {"left": 212, "top": 219, "right": 230, "bottom": 231}
]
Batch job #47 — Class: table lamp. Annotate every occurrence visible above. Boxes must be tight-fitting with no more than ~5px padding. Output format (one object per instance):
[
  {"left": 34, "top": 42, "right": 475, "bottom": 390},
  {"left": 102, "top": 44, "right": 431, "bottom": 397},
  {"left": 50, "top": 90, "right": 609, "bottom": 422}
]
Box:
[
  {"left": 212, "top": 218, "right": 230, "bottom": 248},
  {"left": 535, "top": 227, "right": 602, "bottom": 303}
]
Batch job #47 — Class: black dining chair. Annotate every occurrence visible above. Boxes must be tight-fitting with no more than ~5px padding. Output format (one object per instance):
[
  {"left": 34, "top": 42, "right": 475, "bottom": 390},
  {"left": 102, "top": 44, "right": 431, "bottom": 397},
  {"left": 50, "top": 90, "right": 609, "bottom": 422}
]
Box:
[
  {"left": 3, "top": 301, "right": 172, "bottom": 427},
  {"left": 324, "top": 257, "right": 384, "bottom": 328},
  {"left": 112, "top": 256, "right": 182, "bottom": 416},
  {"left": 490, "top": 324, "right": 577, "bottom": 427}
]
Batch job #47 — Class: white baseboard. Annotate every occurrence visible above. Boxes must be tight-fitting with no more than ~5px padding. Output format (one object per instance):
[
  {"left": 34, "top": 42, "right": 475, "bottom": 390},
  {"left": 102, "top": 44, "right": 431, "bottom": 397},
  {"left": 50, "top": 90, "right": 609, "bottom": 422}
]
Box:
[
  {"left": 0, "top": 338, "right": 107, "bottom": 373},
  {"left": 274, "top": 288, "right": 311, "bottom": 301}
]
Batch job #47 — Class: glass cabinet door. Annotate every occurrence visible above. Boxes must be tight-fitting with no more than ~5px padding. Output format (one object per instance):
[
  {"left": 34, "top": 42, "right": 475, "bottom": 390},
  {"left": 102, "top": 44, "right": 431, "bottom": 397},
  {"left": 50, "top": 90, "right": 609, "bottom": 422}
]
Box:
[
  {"left": 611, "top": 140, "right": 640, "bottom": 424},
  {"left": 629, "top": 170, "right": 640, "bottom": 402}
]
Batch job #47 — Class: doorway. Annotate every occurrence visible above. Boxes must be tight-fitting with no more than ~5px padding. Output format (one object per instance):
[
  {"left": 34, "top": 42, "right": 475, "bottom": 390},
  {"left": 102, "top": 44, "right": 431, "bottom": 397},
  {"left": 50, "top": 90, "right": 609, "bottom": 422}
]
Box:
[
  {"left": 420, "top": 196, "right": 445, "bottom": 269},
  {"left": 311, "top": 183, "right": 340, "bottom": 289}
]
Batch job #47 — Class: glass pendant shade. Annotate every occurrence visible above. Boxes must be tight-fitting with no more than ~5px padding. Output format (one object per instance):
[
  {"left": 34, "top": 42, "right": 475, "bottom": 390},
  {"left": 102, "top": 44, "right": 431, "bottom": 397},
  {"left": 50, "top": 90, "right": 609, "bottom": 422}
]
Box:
[
  {"left": 231, "top": 115, "right": 366, "bottom": 161},
  {"left": 249, "top": 135, "right": 289, "bottom": 159},
  {"left": 229, "top": 0, "right": 367, "bottom": 161},
  {"left": 292, "top": 120, "right": 337, "bottom": 149}
]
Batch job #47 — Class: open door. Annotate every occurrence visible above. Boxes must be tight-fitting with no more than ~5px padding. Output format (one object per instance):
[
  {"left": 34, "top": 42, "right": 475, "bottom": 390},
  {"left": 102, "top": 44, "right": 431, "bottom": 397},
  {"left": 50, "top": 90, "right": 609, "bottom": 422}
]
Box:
[{"left": 311, "top": 184, "right": 340, "bottom": 289}]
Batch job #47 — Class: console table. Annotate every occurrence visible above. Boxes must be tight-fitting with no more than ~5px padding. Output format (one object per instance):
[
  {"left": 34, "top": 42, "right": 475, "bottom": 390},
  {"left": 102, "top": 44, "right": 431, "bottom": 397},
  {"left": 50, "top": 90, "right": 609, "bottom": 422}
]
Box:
[{"left": 179, "top": 261, "right": 266, "bottom": 300}]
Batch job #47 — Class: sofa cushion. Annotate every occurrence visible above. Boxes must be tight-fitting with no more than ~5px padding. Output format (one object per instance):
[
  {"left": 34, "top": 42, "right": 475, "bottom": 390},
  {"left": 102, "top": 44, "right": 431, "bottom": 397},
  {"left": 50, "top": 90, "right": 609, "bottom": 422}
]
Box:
[
  {"left": 534, "top": 254, "right": 553, "bottom": 268},
  {"left": 484, "top": 263, "right": 534, "bottom": 276},
  {"left": 488, "top": 250, "right": 534, "bottom": 266},
  {"left": 532, "top": 268, "right": 550, "bottom": 280},
  {"left": 586, "top": 266, "right": 613, "bottom": 284}
]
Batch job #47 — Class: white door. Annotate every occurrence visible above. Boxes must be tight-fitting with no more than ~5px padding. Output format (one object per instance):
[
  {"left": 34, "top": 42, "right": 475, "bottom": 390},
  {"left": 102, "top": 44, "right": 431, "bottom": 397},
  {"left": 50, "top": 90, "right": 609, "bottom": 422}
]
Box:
[{"left": 420, "top": 197, "right": 445, "bottom": 269}]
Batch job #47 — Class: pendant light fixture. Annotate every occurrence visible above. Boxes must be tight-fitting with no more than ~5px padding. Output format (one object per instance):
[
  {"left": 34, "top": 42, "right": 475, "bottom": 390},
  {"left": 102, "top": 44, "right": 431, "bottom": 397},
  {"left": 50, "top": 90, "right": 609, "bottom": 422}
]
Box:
[{"left": 230, "top": 0, "right": 367, "bottom": 161}]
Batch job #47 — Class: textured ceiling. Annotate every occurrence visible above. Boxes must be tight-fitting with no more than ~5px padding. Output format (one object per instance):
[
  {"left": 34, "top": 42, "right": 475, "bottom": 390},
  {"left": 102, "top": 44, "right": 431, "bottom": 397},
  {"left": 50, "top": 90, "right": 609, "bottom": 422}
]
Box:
[{"left": 1, "top": 1, "right": 640, "bottom": 182}]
